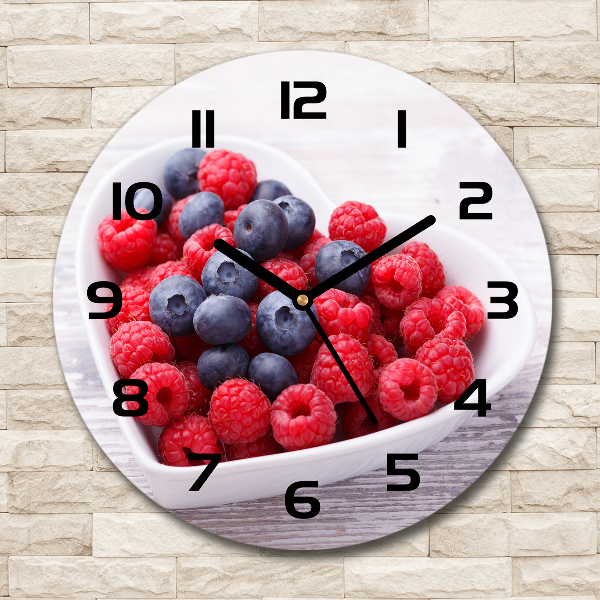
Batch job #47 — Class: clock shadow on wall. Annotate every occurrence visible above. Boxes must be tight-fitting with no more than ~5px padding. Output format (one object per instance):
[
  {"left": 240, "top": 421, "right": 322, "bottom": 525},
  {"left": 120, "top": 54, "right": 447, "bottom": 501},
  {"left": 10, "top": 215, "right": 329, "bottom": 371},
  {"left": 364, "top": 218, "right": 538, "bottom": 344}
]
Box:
[{"left": 54, "top": 51, "right": 551, "bottom": 550}]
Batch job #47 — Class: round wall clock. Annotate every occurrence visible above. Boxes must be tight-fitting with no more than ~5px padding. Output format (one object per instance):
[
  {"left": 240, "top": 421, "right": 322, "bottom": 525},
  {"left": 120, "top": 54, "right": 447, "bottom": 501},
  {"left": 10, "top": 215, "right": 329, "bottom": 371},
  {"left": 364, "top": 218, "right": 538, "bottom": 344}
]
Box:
[{"left": 54, "top": 51, "right": 551, "bottom": 550}]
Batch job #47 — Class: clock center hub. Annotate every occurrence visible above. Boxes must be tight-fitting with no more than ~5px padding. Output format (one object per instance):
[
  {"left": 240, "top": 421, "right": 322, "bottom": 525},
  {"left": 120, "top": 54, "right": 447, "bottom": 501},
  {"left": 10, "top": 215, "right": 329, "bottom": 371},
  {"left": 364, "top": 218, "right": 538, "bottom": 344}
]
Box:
[{"left": 297, "top": 294, "right": 309, "bottom": 307}]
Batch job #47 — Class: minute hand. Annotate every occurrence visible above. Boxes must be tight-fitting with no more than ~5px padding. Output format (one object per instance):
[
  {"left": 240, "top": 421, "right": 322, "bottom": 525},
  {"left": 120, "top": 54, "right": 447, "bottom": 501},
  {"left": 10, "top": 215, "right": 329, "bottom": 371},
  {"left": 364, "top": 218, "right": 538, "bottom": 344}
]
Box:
[{"left": 308, "top": 215, "right": 436, "bottom": 300}]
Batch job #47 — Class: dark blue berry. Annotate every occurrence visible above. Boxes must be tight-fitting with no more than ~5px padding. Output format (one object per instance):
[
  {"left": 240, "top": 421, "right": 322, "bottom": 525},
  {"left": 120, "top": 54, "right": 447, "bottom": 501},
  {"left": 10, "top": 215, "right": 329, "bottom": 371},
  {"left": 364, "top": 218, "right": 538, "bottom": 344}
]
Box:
[
  {"left": 196, "top": 343, "right": 249, "bottom": 389},
  {"left": 193, "top": 295, "right": 252, "bottom": 345},
  {"left": 149, "top": 275, "right": 206, "bottom": 337},
  {"left": 256, "top": 291, "right": 316, "bottom": 356},
  {"left": 201, "top": 249, "right": 258, "bottom": 300},
  {"left": 178, "top": 192, "right": 224, "bottom": 240},
  {"left": 248, "top": 353, "right": 298, "bottom": 402},
  {"left": 315, "top": 240, "right": 370, "bottom": 296},
  {"left": 133, "top": 187, "right": 173, "bottom": 230},
  {"left": 233, "top": 200, "right": 288, "bottom": 263},
  {"left": 163, "top": 148, "right": 205, "bottom": 200},
  {"left": 251, "top": 179, "right": 291, "bottom": 202},
  {"left": 274, "top": 195, "right": 316, "bottom": 251}
]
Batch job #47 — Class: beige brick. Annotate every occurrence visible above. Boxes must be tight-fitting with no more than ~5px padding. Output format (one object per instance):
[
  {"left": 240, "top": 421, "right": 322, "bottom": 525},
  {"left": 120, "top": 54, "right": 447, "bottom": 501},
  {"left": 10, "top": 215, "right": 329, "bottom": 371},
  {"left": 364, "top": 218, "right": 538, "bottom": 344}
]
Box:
[
  {"left": 430, "top": 0, "right": 596, "bottom": 41},
  {"left": 0, "top": 514, "right": 91, "bottom": 555},
  {"left": 0, "top": 305, "right": 5, "bottom": 346},
  {"left": 6, "top": 302, "right": 55, "bottom": 345},
  {"left": 7, "top": 390, "right": 83, "bottom": 429},
  {"left": 523, "top": 385, "right": 600, "bottom": 427},
  {"left": 91, "top": 2, "right": 258, "bottom": 44},
  {"left": 514, "top": 127, "right": 600, "bottom": 168},
  {"left": 0, "top": 391, "right": 5, "bottom": 429},
  {"left": 0, "top": 558, "right": 6, "bottom": 596},
  {"left": 9, "top": 556, "right": 176, "bottom": 598},
  {"left": 483, "top": 126, "right": 513, "bottom": 162},
  {"left": 0, "top": 132, "right": 5, "bottom": 173},
  {"left": 550, "top": 255, "right": 596, "bottom": 297},
  {"left": 516, "top": 41, "right": 600, "bottom": 83},
  {"left": 8, "top": 45, "right": 175, "bottom": 87},
  {"left": 92, "top": 471, "right": 166, "bottom": 512},
  {"left": 7, "top": 217, "right": 64, "bottom": 259},
  {"left": 92, "top": 86, "right": 167, "bottom": 128},
  {"left": 259, "top": 1, "right": 428, "bottom": 42},
  {"left": 439, "top": 470, "right": 511, "bottom": 513},
  {"left": 553, "top": 298, "right": 600, "bottom": 340},
  {"left": 0, "top": 473, "right": 7, "bottom": 511},
  {"left": 538, "top": 213, "right": 600, "bottom": 254},
  {"left": 0, "top": 88, "right": 91, "bottom": 130},
  {"left": 0, "top": 4, "right": 89, "bottom": 45},
  {"left": 177, "top": 557, "right": 343, "bottom": 598},
  {"left": 6, "top": 130, "right": 114, "bottom": 173},
  {"left": 0, "top": 217, "right": 5, "bottom": 258},
  {"left": 540, "top": 341, "right": 595, "bottom": 384},
  {"left": 0, "top": 259, "right": 55, "bottom": 302},
  {"left": 345, "top": 557, "right": 510, "bottom": 598},
  {"left": 0, "top": 346, "right": 65, "bottom": 388},
  {"left": 175, "top": 41, "right": 344, "bottom": 82},
  {"left": 93, "top": 441, "right": 118, "bottom": 471},
  {"left": 0, "top": 430, "right": 92, "bottom": 471},
  {"left": 0, "top": 48, "right": 6, "bottom": 87},
  {"left": 492, "top": 427, "right": 596, "bottom": 470}
]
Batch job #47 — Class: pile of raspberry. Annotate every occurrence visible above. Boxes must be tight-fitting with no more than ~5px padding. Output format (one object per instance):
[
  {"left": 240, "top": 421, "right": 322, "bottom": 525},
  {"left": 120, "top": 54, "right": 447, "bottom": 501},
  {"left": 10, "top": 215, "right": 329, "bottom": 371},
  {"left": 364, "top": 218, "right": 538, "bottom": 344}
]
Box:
[{"left": 98, "top": 147, "right": 484, "bottom": 467}]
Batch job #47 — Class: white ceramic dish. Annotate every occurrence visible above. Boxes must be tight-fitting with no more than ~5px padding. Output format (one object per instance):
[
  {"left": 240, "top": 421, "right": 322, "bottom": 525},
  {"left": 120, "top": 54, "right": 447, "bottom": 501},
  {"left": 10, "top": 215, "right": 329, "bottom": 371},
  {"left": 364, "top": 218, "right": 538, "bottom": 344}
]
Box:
[{"left": 76, "top": 135, "right": 537, "bottom": 509}]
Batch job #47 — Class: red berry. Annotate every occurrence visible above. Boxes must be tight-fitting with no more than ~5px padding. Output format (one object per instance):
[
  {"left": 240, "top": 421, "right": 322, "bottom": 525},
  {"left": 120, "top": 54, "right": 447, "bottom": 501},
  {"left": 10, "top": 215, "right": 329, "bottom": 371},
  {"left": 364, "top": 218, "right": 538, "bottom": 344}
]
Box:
[
  {"left": 300, "top": 237, "right": 331, "bottom": 287},
  {"left": 289, "top": 340, "right": 321, "bottom": 384},
  {"left": 227, "top": 432, "right": 283, "bottom": 461},
  {"left": 238, "top": 302, "right": 268, "bottom": 359},
  {"left": 208, "top": 379, "right": 271, "bottom": 444},
  {"left": 224, "top": 203, "right": 247, "bottom": 233},
  {"left": 341, "top": 393, "right": 398, "bottom": 439},
  {"left": 105, "top": 285, "right": 151, "bottom": 336},
  {"left": 183, "top": 223, "right": 234, "bottom": 281},
  {"left": 402, "top": 241, "right": 445, "bottom": 298},
  {"left": 255, "top": 258, "right": 308, "bottom": 300},
  {"left": 436, "top": 285, "right": 485, "bottom": 338},
  {"left": 365, "top": 333, "right": 398, "bottom": 370},
  {"left": 173, "top": 333, "right": 212, "bottom": 363},
  {"left": 149, "top": 232, "right": 183, "bottom": 265},
  {"left": 372, "top": 254, "right": 422, "bottom": 310},
  {"left": 415, "top": 337, "right": 475, "bottom": 404},
  {"left": 167, "top": 196, "right": 192, "bottom": 246},
  {"left": 313, "top": 289, "right": 372, "bottom": 343},
  {"left": 328, "top": 201, "right": 386, "bottom": 253},
  {"left": 380, "top": 306, "right": 404, "bottom": 342},
  {"left": 291, "top": 229, "right": 325, "bottom": 259},
  {"left": 271, "top": 384, "right": 336, "bottom": 451},
  {"left": 148, "top": 260, "right": 192, "bottom": 291},
  {"left": 121, "top": 266, "right": 156, "bottom": 292},
  {"left": 378, "top": 358, "right": 438, "bottom": 421},
  {"left": 177, "top": 361, "right": 211, "bottom": 416}
]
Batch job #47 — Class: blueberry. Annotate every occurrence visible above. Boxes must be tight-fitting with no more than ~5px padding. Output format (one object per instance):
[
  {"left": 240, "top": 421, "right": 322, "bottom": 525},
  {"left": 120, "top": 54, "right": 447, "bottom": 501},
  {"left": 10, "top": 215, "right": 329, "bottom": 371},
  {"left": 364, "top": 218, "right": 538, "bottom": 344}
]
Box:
[
  {"left": 133, "top": 186, "right": 173, "bottom": 230},
  {"left": 193, "top": 295, "right": 252, "bottom": 345},
  {"left": 201, "top": 249, "right": 258, "bottom": 300},
  {"left": 178, "top": 192, "right": 224, "bottom": 240},
  {"left": 251, "top": 179, "right": 291, "bottom": 202},
  {"left": 274, "top": 195, "right": 316, "bottom": 251},
  {"left": 248, "top": 353, "right": 298, "bottom": 402},
  {"left": 234, "top": 200, "right": 288, "bottom": 263},
  {"left": 196, "top": 343, "right": 249, "bottom": 389},
  {"left": 256, "top": 291, "right": 316, "bottom": 356},
  {"left": 315, "top": 240, "right": 371, "bottom": 296},
  {"left": 163, "top": 148, "right": 206, "bottom": 200},
  {"left": 149, "top": 275, "right": 206, "bottom": 337}
]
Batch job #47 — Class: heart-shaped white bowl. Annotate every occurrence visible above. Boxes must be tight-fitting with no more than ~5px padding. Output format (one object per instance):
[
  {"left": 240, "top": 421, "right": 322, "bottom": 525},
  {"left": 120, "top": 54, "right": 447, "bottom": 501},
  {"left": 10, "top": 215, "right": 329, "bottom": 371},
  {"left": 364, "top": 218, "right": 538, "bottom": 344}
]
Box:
[{"left": 77, "top": 135, "right": 536, "bottom": 509}]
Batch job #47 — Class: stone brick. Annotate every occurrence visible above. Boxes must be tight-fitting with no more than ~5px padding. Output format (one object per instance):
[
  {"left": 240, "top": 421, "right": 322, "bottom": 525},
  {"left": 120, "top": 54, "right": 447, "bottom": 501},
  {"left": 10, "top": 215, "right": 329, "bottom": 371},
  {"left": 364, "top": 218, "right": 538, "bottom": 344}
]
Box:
[
  {"left": 0, "top": 473, "right": 7, "bottom": 511},
  {"left": 553, "top": 298, "right": 600, "bottom": 340},
  {"left": 345, "top": 557, "right": 511, "bottom": 597},
  {"left": 484, "top": 126, "right": 513, "bottom": 162},
  {"left": 0, "top": 259, "right": 55, "bottom": 302},
  {"left": 259, "top": 1, "right": 428, "bottom": 42},
  {"left": 439, "top": 470, "right": 511, "bottom": 513},
  {"left": 0, "top": 174, "right": 81, "bottom": 214},
  {"left": 0, "top": 558, "right": 6, "bottom": 596},
  {"left": 0, "top": 430, "right": 93, "bottom": 471},
  {"left": 540, "top": 341, "right": 595, "bottom": 384},
  {"left": 176, "top": 41, "right": 344, "bottom": 82},
  {"left": 0, "top": 4, "right": 89, "bottom": 45},
  {"left": 92, "top": 471, "right": 166, "bottom": 512},
  {"left": 6, "top": 216, "right": 65, "bottom": 259},
  {"left": 6, "top": 130, "right": 115, "bottom": 172},
  {"left": 538, "top": 213, "right": 600, "bottom": 254},
  {"left": 0, "top": 305, "right": 5, "bottom": 346},
  {"left": 514, "top": 127, "right": 600, "bottom": 168},
  {"left": 0, "top": 133, "right": 4, "bottom": 173},
  {"left": 8, "top": 45, "right": 175, "bottom": 87},
  {"left": 0, "top": 346, "right": 65, "bottom": 388},
  {"left": 7, "top": 302, "right": 55, "bottom": 346},
  {"left": 92, "top": 86, "right": 167, "bottom": 128},
  {"left": 93, "top": 441, "right": 118, "bottom": 471},
  {"left": 177, "top": 557, "right": 344, "bottom": 597},
  {"left": 0, "top": 48, "right": 6, "bottom": 87},
  {"left": 523, "top": 385, "right": 600, "bottom": 427},
  {"left": 9, "top": 556, "right": 176, "bottom": 598},
  {"left": 91, "top": 2, "right": 258, "bottom": 44},
  {"left": 0, "top": 88, "right": 91, "bottom": 129},
  {"left": 0, "top": 217, "right": 5, "bottom": 258},
  {"left": 7, "top": 390, "right": 83, "bottom": 429},
  {"left": 550, "top": 254, "right": 596, "bottom": 297},
  {"left": 430, "top": 0, "right": 596, "bottom": 41},
  {"left": 0, "top": 391, "right": 5, "bottom": 429}
]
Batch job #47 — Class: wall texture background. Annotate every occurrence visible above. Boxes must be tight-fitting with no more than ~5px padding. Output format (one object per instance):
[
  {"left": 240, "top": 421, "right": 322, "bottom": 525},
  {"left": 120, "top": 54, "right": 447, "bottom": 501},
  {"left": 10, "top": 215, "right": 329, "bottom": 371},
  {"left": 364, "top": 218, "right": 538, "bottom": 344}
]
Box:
[{"left": 0, "top": 0, "right": 599, "bottom": 596}]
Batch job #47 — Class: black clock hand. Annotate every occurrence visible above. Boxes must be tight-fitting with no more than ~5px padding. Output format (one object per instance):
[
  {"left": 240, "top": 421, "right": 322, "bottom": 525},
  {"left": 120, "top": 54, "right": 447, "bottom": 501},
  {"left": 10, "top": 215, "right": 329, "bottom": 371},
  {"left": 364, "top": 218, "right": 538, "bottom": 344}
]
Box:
[
  {"left": 308, "top": 215, "right": 436, "bottom": 300},
  {"left": 305, "top": 308, "right": 377, "bottom": 425}
]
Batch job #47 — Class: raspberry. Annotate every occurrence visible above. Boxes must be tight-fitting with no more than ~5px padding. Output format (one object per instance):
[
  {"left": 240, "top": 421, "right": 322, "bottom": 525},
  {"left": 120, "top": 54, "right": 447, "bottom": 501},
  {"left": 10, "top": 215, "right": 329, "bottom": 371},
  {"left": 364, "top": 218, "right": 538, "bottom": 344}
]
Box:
[
  {"left": 313, "top": 289, "right": 372, "bottom": 343},
  {"left": 436, "top": 285, "right": 485, "bottom": 338},
  {"left": 255, "top": 258, "right": 308, "bottom": 300},
  {"left": 238, "top": 301, "right": 268, "bottom": 359},
  {"left": 402, "top": 241, "right": 445, "bottom": 298},
  {"left": 291, "top": 228, "right": 325, "bottom": 259},
  {"left": 173, "top": 333, "right": 212, "bottom": 363},
  {"left": 310, "top": 333, "right": 374, "bottom": 404},
  {"left": 167, "top": 196, "right": 192, "bottom": 246},
  {"left": 378, "top": 358, "right": 438, "bottom": 421},
  {"left": 415, "top": 337, "right": 475, "bottom": 404},
  {"left": 224, "top": 204, "right": 247, "bottom": 233},
  {"left": 341, "top": 392, "right": 398, "bottom": 439},
  {"left": 359, "top": 292, "right": 385, "bottom": 337},
  {"left": 126, "top": 362, "right": 189, "bottom": 427},
  {"left": 328, "top": 201, "right": 386, "bottom": 253},
  {"left": 380, "top": 306, "right": 404, "bottom": 342},
  {"left": 366, "top": 333, "right": 398, "bottom": 370},
  {"left": 365, "top": 257, "right": 382, "bottom": 294},
  {"left": 372, "top": 254, "right": 422, "bottom": 310},
  {"left": 105, "top": 285, "right": 151, "bottom": 336},
  {"left": 300, "top": 237, "right": 331, "bottom": 287},
  {"left": 271, "top": 384, "right": 336, "bottom": 451},
  {"left": 198, "top": 149, "right": 257, "bottom": 210},
  {"left": 121, "top": 266, "right": 156, "bottom": 292},
  {"left": 110, "top": 321, "right": 175, "bottom": 378},
  {"left": 208, "top": 379, "right": 271, "bottom": 444},
  {"left": 289, "top": 340, "right": 321, "bottom": 384},
  {"left": 400, "top": 297, "right": 467, "bottom": 356},
  {"left": 276, "top": 251, "right": 301, "bottom": 265},
  {"left": 227, "top": 432, "right": 283, "bottom": 461},
  {"left": 149, "top": 232, "right": 183, "bottom": 266},
  {"left": 183, "top": 224, "right": 234, "bottom": 281},
  {"left": 177, "top": 361, "right": 211, "bottom": 416},
  {"left": 98, "top": 209, "right": 156, "bottom": 272},
  {"left": 159, "top": 414, "right": 223, "bottom": 467},
  {"left": 148, "top": 260, "right": 192, "bottom": 291}
]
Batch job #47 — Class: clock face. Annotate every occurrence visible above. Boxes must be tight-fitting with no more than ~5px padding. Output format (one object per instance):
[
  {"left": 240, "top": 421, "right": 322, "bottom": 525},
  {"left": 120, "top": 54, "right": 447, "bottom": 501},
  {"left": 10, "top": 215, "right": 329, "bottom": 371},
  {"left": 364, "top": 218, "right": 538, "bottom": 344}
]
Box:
[{"left": 54, "top": 51, "right": 551, "bottom": 550}]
